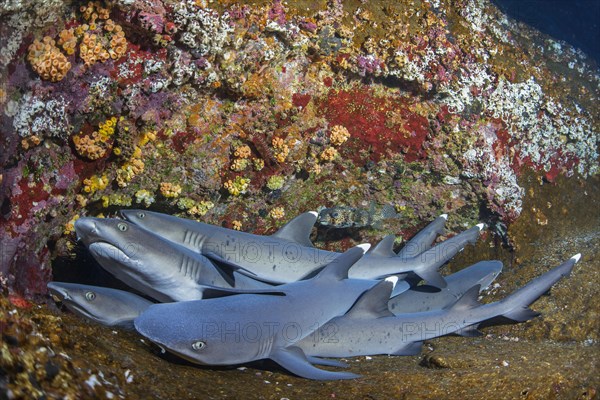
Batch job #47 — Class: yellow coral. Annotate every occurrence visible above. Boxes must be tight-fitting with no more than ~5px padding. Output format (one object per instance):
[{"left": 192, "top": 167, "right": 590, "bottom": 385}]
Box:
[
  {"left": 116, "top": 147, "right": 144, "bottom": 187},
  {"left": 73, "top": 116, "right": 118, "bottom": 160},
  {"left": 329, "top": 125, "right": 350, "bottom": 146},
  {"left": 82, "top": 174, "right": 109, "bottom": 194},
  {"left": 224, "top": 176, "right": 250, "bottom": 196},
  {"left": 160, "top": 182, "right": 182, "bottom": 198},
  {"left": 272, "top": 137, "right": 290, "bottom": 163},
  {"left": 27, "top": 37, "right": 71, "bottom": 82},
  {"left": 232, "top": 220, "right": 242, "bottom": 231},
  {"left": 57, "top": 28, "right": 77, "bottom": 55},
  {"left": 230, "top": 158, "right": 249, "bottom": 172},
  {"left": 269, "top": 207, "right": 285, "bottom": 220},
  {"left": 234, "top": 145, "right": 252, "bottom": 159},
  {"left": 63, "top": 214, "right": 79, "bottom": 235},
  {"left": 320, "top": 146, "right": 339, "bottom": 161},
  {"left": 252, "top": 158, "right": 264, "bottom": 171}
]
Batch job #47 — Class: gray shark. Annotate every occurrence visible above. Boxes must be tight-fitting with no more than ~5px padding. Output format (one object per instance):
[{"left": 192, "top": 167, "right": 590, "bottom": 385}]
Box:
[
  {"left": 134, "top": 245, "right": 379, "bottom": 380},
  {"left": 388, "top": 260, "right": 503, "bottom": 314},
  {"left": 47, "top": 282, "right": 153, "bottom": 329},
  {"left": 74, "top": 217, "right": 275, "bottom": 302},
  {"left": 121, "top": 210, "right": 482, "bottom": 288},
  {"left": 296, "top": 255, "right": 579, "bottom": 358}
]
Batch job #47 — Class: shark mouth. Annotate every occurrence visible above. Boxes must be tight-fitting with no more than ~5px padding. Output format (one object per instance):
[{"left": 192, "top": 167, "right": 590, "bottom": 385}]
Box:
[{"left": 88, "top": 242, "right": 134, "bottom": 264}]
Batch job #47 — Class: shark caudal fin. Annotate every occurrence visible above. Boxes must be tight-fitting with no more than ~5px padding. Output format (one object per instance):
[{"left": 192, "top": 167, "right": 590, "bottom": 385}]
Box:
[
  {"left": 396, "top": 214, "right": 448, "bottom": 260},
  {"left": 315, "top": 244, "right": 370, "bottom": 281},
  {"left": 497, "top": 254, "right": 579, "bottom": 323},
  {"left": 409, "top": 223, "right": 485, "bottom": 288},
  {"left": 271, "top": 211, "right": 318, "bottom": 247}
]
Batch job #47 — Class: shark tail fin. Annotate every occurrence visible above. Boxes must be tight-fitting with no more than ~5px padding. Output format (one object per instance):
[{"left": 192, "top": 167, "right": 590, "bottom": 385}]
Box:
[
  {"left": 315, "top": 244, "right": 369, "bottom": 281},
  {"left": 498, "top": 254, "right": 579, "bottom": 322}
]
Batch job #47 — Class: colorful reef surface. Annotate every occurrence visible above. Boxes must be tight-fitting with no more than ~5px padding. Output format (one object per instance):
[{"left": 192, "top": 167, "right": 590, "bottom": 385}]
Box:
[{"left": 0, "top": 0, "right": 598, "bottom": 398}]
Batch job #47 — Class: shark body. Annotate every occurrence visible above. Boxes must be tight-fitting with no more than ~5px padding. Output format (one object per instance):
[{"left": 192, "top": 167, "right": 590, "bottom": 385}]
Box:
[{"left": 121, "top": 210, "right": 482, "bottom": 288}]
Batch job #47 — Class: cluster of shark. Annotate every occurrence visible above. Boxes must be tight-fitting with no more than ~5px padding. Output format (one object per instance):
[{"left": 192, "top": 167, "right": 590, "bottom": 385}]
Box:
[{"left": 47, "top": 210, "right": 579, "bottom": 380}]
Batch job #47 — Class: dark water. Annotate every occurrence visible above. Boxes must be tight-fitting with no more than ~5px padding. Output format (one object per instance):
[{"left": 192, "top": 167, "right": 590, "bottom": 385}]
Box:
[{"left": 492, "top": 0, "right": 600, "bottom": 62}]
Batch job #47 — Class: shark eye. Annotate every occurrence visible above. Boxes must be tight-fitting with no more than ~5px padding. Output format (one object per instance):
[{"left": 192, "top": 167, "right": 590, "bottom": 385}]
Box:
[
  {"left": 191, "top": 341, "right": 206, "bottom": 351},
  {"left": 137, "top": 212, "right": 145, "bottom": 219},
  {"left": 117, "top": 222, "right": 128, "bottom": 232},
  {"left": 85, "top": 291, "right": 96, "bottom": 301}
]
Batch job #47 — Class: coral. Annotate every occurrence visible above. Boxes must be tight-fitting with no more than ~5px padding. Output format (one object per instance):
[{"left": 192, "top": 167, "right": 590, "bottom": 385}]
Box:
[
  {"left": 177, "top": 198, "right": 214, "bottom": 216},
  {"left": 266, "top": 175, "right": 285, "bottom": 191},
  {"left": 272, "top": 137, "right": 290, "bottom": 163},
  {"left": 116, "top": 147, "right": 145, "bottom": 187},
  {"left": 160, "top": 182, "right": 182, "bottom": 198},
  {"left": 11, "top": 93, "right": 71, "bottom": 140},
  {"left": 27, "top": 36, "right": 71, "bottom": 82},
  {"left": 224, "top": 176, "right": 250, "bottom": 196},
  {"left": 269, "top": 206, "right": 285, "bottom": 219},
  {"left": 230, "top": 158, "right": 249, "bottom": 172},
  {"left": 72, "top": 117, "right": 118, "bottom": 160},
  {"left": 101, "top": 193, "right": 132, "bottom": 207},
  {"left": 232, "top": 220, "right": 242, "bottom": 230},
  {"left": 320, "top": 146, "right": 338, "bottom": 162},
  {"left": 252, "top": 158, "right": 265, "bottom": 171},
  {"left": 234, "top": 144, "right": 252, "bottom": 159},
  {"left": 134, "top": 189, "right": 155, "bottom": 207},
  {"left": 172, "top": 0, "right": 233, "bottom": 56},
  {"left": 82, "top": 174, "right": 109, "bottom": 194},
  {"left": 57, "top": 28, "right": 77, "bottom": 55},
  {"left": 63, "top": 214, "right": 79, "bottom": 235},
  {"left": 329, "top": 124, "right": 350, "bottom": 146}
]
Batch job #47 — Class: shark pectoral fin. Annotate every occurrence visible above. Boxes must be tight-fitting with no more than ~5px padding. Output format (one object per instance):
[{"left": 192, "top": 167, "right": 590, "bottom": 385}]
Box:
[
  {"left": 502, "top": 307, "right": 541, "bottom": 322},
  {"left": 346, "top": 280, "right": 394, "bottom": 319},
  {"left": 270, "top": 346, "right": 360, "bottom": 380},
  {"left": 271, "top": 212, "right": 317, "bottom": 247},
  {"left": 392, "top": 341, "right": 423, "bottom": 356},
  {"left": 306, "top": 356, "right": 349, "bottom": 368},
  {"left": 415, "top": 267, "right": 447, "bottom": 289},
  {"left": 204, "top": 252, "right": 258, "bottom": 276},
  {"left": 455, "top": 324, "right": 484, "bottom": 337},
  {"left": 444, "top": 285, "right": 481, "bottom": 311},
  {"left": 369, "top": 235, "right": 397, "bottom": 257}
]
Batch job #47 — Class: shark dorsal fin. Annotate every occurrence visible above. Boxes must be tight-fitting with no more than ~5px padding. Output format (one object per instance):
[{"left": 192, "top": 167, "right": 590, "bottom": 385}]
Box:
[
  {"left": 345, "top": 280, "right": 394, "bottom": 319},
  {"left": 271, "top": 212, "right": 317, "bottom": 247},
  {"left": 444, "top": 284, "right": 481, "bottom": 311},
  {"left": 315, "top": 245, "right": 369, "bottom": 281},
  {"left": 368, "top": 235, "right": 396, "bottom": 257}
]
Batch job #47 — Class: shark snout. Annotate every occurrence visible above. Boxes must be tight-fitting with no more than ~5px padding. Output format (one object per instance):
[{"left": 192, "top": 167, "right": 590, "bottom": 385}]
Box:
[
  {"left": 47, "top": 282, "right": 72, "bottom": 302},
  {"left": 74, "top": 217, "right": 100, "bottom": 243}
]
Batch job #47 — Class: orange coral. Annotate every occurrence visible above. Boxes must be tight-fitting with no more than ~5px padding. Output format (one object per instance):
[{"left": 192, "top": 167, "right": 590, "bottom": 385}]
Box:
[
  {"left": 329, "top": 125, "right": 350, "bottom": 146},
  {"left": 27, "top": 37, "right": 72, "bottom": 82}
]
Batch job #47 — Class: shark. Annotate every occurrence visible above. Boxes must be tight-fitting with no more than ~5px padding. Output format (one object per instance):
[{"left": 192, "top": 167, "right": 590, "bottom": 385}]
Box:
[
  {"left": 296, "top": 255, "right": 579, "bottom": 358},
  {"left": 388, "top": 260, "right": 503, "bottom": 314},
  {"left": 133, "top": 245, "right": 381, "bottom": 380},
  {"left": 47, "top": 282, "right": 153, "bottom": 329},
  {"left": 74, "top": 217, "right": 276, "bottom": 302},
  {"left": 121, "top": 210, "right": 482, "bottom": 288}
]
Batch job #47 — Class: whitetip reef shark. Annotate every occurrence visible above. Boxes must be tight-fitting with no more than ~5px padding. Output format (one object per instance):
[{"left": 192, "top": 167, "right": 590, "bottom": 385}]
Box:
[
  {"left": 121, "top": 210, "right": 483, "bottom": 288},
  {"left": 296, "top": 255, "right": 579, "bottom": 359},
  {"left": 74, "top": 217, "right": 277, "bottom": 302},
  {"left": 46, "top": 282, "right": 153, "bottom": 329},
  {"left": 133, "top": 245, "right": 381, "bottom": 380},
  {"left": 44, "top": 260, "right": 502, "bottom": 329}
]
